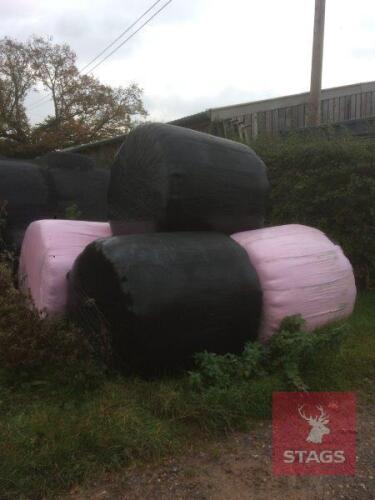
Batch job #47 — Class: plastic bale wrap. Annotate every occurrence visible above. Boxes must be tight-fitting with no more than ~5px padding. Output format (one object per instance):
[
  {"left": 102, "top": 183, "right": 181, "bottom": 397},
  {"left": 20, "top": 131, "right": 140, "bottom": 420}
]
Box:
[
  {"left": 19, "top": 219, "right": 112, "bottom": 315},
  {"left": 68, "top": 232, "right": 262, "bottom": 374},
  {"left": 231, "top": 224, "right": 356, "bottom": 342},
  {"left": 35, "top": 151, "right": 110, "bottom": 221},
  {"left": 36, "top": 151, "right": 96, "bottom": 171},
  {"left": 108, "top": 123, "right": 269, "bottom": 235},
  {"left": 0, "top": 159, "right": 50, "bottom": 250}
]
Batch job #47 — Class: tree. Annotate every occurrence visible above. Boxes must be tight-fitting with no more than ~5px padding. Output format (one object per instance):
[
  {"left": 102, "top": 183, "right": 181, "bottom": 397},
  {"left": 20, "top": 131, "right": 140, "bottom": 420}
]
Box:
[
  {"left": 29, "top": 36, "right": 147, "bottom": 147},
  {"left": 65, "top": 77, "right": 147, "bottom": 141},
  {"left": 0, "top": 38, "right": 34, "bottom": 142},
  {"left": 0, "top": 36, "right": 147, "bottom": 152},
  {"left": 29, "top": 36, "right": 79, "bottom": 123}
]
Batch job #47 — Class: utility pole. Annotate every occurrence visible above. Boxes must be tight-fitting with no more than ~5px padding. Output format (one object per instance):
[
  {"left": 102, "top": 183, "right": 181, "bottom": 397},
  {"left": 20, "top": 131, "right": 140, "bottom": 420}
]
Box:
[{"left": 307, "top": 0, "right": 326, "bottom": 127}]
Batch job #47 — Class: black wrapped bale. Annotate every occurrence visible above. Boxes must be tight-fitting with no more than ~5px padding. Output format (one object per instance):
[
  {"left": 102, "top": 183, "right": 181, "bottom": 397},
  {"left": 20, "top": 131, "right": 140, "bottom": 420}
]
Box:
[
  {"left": 108, "top": 123, "right": 269, "bottom": 235},
  {"left": 0, "top": 159, "right": 50, "bottom": 250},
  {"left": 36, "top": 151, "right": 95, "bottom": 171},
  {"left": 68, "top": 232, "right": 262, "bottom": 374},
  {"left": 35, "top": 151, "right": 109, "bottom": 221}
]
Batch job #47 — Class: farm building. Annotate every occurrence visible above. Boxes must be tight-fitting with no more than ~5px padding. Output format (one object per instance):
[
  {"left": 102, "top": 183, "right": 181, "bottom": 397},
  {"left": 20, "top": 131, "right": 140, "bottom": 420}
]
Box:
[
  {"left": 63, "top": 80, "right": 375, "bottom": 167},
  {"left": 171, "top": 80, "right": 375, "bottom": 140}
]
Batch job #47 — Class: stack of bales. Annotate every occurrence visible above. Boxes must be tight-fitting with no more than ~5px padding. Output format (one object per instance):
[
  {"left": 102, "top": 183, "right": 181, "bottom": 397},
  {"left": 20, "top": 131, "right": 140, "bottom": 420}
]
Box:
[
  {"left": 68, "top": 124, "right": 355, "bottom": 373},
  {"left": 15, "top": 123, "right": 356, "bottom": 374},
  {"left": 0, "top": 152, "right": 109, "bottom": 251}
]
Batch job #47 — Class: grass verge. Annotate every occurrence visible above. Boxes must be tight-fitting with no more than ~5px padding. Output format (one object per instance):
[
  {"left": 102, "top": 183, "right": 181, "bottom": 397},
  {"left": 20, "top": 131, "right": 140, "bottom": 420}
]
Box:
[{"left": 0, "top": 289, "right": 374, "bottom": 498}]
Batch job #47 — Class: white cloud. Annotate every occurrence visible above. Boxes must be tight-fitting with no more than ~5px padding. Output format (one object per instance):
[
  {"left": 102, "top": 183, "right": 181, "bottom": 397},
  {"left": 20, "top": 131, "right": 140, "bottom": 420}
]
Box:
[{"left": 1, "top": 0, "right": 374, "bottom": 123}]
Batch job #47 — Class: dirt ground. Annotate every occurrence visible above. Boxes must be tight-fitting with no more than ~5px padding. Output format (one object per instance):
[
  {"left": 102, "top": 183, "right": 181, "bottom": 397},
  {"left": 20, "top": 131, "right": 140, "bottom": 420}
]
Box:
[{"left": 68, "top": 404, "right": 374, "bottom": 500}]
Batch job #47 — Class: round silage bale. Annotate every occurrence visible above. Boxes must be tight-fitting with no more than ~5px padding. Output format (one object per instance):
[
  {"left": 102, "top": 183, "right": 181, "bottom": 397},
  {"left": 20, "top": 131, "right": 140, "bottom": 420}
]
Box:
[
  {"left": 231, "top": 224, "right": 357, "bottom": 342},
  {"left": 68, "top": 232, "right": 262, "bottom": 374},
  {"left": 35, "top": 151, "right": 96, "bottom": 171},
  {"left": 0, "top": 159, "right": 50, "bottom": 250},
  {"left": 18, "top": 219, "right": 112, "bottom": 316},
  {"left": 35, "top": 151, "right": 110, "bottom": 221},
  {"left": 108, "top": 123, "right": 269, "bottom": 235}
]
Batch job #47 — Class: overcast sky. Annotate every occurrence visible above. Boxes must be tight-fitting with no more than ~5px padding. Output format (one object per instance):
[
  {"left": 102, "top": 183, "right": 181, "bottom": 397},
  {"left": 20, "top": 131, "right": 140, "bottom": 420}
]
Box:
[{"left": 1, "top": 0, "right": 374, "bottom": 124}]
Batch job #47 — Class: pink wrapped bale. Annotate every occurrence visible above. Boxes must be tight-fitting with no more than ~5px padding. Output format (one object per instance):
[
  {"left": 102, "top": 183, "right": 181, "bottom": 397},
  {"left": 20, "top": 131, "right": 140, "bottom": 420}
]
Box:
[
  {"left": 231, "top": 224, "right": 356, "bottom": 342},
  {"left": 19, "top": 220, "right": 111, "bottom": 315}
]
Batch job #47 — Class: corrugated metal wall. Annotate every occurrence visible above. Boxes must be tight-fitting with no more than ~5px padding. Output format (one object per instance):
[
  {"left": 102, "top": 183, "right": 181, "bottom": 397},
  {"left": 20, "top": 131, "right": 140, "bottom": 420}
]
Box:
[{"left": 220, "top": 90, "right": 375, "bottom": 141}]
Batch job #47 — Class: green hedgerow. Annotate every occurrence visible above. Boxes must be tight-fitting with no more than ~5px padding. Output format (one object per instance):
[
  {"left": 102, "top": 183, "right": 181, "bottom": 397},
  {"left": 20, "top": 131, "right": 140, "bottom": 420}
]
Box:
[{"left": 249, "top": 131, "right": 375, "bottom": 289}]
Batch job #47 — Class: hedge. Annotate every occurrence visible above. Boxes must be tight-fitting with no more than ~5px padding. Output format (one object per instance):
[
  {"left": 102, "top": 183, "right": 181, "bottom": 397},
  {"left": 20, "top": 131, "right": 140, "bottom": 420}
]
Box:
[{"left": 250, "top": 132, "right": 375, "bottom": 289}]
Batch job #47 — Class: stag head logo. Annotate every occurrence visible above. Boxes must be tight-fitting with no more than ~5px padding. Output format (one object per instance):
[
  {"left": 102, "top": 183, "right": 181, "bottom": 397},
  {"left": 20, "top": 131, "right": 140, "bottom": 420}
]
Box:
[{"left": 298, "top": 405, "right": 330, "bottom": 444}]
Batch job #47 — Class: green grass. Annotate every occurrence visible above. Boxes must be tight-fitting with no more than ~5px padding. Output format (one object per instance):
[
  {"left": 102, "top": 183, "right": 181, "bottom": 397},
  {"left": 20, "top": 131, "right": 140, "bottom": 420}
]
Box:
[
  {"left": 0, "top": 293, "right": 374, "bottom": 498},
  {"left": 302, "top": 292, "right": 375, "bottom": 395}
]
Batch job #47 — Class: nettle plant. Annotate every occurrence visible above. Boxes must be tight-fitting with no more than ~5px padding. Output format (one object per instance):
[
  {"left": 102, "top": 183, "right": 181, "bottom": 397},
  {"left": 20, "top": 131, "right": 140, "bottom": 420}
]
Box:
[
  {"left": 64, "top": 203, "right": 82, "bottom": 220},
  {"left": 189, "top": 315, "right": 348, "bottom": 391}
]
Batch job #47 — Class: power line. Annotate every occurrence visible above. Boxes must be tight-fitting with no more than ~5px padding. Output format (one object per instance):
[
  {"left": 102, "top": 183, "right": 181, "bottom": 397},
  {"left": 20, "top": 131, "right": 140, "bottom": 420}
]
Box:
[
  {"left": 28, "top": 0, "right": 173, "bottom": 112},
  {"left": 28, "top": 0, "right": 166, "bottom": 111},
  {"left": 86, "top": 0, "right": 172, "bottom": 74},
  {"left": 28, "top": 90, "right": 53, "bottom": 111},
  {"left": 79, "top": 0, "right": 164, "bottom": 74},
  {"left": 27, "top": 0, "right": 168, "bottom": 111}
]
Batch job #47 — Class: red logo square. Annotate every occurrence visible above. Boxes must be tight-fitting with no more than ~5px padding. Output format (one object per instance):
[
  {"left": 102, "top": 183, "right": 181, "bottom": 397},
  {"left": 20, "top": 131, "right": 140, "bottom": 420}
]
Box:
[{"left": 272, "top": 392, "right": 356, "bottom": 475}]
